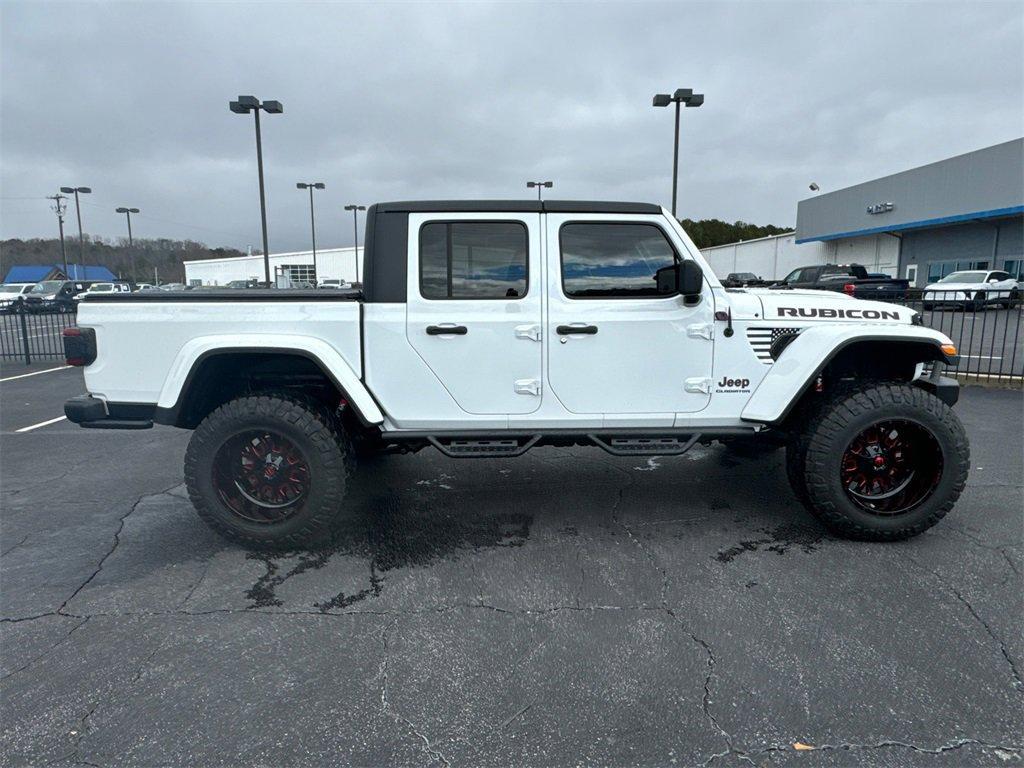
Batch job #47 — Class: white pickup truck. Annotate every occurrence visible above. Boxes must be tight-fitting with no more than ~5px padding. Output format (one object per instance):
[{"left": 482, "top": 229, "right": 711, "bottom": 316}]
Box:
[{"left": 64, "top": 200, "right": 968, "bottom": 547}]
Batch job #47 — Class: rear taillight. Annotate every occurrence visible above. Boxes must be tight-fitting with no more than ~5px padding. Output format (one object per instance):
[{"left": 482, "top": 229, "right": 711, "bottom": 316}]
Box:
[
  {"left": 63, "top": 326, "right": 96, "bottom": 366},
  {"left": 843, "top": 283, "right": 856, "bottom": 295}
]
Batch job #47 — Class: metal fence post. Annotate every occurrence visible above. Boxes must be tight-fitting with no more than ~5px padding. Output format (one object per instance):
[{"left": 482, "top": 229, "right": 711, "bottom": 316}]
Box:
[{"left": 16, "top": 298, "right": 31, "bottom": 365}]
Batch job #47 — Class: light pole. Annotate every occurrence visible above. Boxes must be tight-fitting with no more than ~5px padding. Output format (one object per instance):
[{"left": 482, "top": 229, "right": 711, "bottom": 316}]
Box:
[
  {"left": 47, "top": 194, "right": 69, "bottom": 277},
  {"left": 229, "top": 95, "right": 283, "bottom": 285},
  {"left": 60, "top": 186, "right": 91, "bottom": 276},
  {"left": 652, "top": 88, "right": 703, "bottom": 218},
  {"left": 116, "top": 207, "right": 140, "bottom": 283},
  {"left": 526, "top": 180, "right": 553, "bottom": 201},
  {"left": 296, "top": 183, "right": 325, "bottom": 285},
  {"left": 344, "top": 204, "right": 366, "bottom": 284}
]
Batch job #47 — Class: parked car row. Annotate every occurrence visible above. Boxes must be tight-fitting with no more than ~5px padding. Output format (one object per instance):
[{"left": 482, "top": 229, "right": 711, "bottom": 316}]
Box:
[{"left": 720, "top": 263, "right": 1021, "bottom": 310}]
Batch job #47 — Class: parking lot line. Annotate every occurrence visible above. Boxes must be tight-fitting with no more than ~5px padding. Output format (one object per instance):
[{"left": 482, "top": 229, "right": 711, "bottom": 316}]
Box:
[
  {"left": 0, "top": 365, "right": 71, "bottom": 383},
  {"left": 15, "top": 415, "right": 68, "bottom": 433}
]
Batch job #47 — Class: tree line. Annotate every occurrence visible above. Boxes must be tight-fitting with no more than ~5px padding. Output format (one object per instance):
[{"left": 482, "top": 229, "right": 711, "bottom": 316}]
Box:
[
  {"left": 679, "top": 218, "right": 792, "bottom": 249},
  {"left": 0, "top": 235, "right": 245, "bottom": 283}
]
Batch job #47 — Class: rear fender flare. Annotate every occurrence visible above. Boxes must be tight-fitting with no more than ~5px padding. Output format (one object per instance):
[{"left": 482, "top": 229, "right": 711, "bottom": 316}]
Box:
[
  {"left": 741, "top": 325, "right": 954, "bottom": 425},
  {"left": 156, "top": 334, "right": 384, "bottom": 425}
]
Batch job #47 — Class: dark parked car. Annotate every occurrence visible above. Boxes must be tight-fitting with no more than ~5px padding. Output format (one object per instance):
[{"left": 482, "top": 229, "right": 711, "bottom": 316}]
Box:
[
  {"left": 23, "top": 280, "right": 93, "bottom": 313},
  {"left": 722, "top": 272, "right": 767, "bottom": 288},
  {"left": 771, "top": 264, "right": 909, "bottom": 301}
]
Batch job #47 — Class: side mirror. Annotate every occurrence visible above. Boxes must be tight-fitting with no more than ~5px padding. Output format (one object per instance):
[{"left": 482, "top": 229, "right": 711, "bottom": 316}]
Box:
[{"left": 655, "top": 260, "right": 704, "bottom": 299}]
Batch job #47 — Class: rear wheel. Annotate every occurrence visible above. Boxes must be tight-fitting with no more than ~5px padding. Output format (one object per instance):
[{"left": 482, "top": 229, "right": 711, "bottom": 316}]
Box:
[
  {"left": 794, "top": 383, "right": 969, "bottom": 540},
  {"left": 184, "top": 393, "right": 350, "bottom": 548}
]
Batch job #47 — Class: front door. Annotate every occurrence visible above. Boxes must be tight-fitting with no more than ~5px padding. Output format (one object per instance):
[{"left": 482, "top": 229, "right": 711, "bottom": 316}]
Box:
[
  {"left": 545, "top": 214, "right": 714, "bottom": 414},
  {"left": 405, "top": 213, "right": 543, "bottom": 415},
  {"left": 905, "top": 264, "right": 918, "bottom": 287}
]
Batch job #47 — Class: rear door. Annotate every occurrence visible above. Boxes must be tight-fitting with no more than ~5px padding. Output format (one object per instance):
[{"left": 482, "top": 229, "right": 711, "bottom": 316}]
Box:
[
  {"left": 545, "top": 214, "right": 714, "bottom": 414},
  {"left": 405, "top": 212, "right": 543, "bottom": 415}
]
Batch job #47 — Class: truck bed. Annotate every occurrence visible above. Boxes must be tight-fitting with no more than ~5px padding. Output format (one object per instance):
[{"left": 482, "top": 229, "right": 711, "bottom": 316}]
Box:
[{"left": 82, "top": 289, "right": 363, "bottom": 302}]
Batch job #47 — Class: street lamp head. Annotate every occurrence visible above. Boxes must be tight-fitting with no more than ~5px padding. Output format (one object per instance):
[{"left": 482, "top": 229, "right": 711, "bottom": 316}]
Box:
[
  {"left": 78, "top": 187, "right": 92, "bottom": 193},
  {"left": 236, "top": 95, "right": 259, "bottom": 109},
  {"left": 542, "top": 181, "right": 553, "bottom": 189},
  {"left": 261, "top": 100, "right": 284, "bottom": 114},
  {"left": 344, "top": 204, "right": 365, "bottom": 211},
  {"left": 526, "top": 181, "right": 538, "bottom": 188},
  {"left": 60, "top": 187, "right": 75, "bottom": 193},
  {"left": 313, "top": 182, "right": 325, "bottom": 190},
  {"left": 129, "top": 208, "right": 140, "bottom": 213},
  {"left": 652, "top": 94, "right": 672, "bottom": 108},
  {"left": 685, "top": 93, "right": 704, "bottom": 108},
  {"left": 116, "top": 207, "right": 129, "bottom": 213},
  {"left": 809, "top": 182, "right": 820, "bottom": 192},
  {"left": 673, "top": 88, "right": 693, "bottom": 101},
  {"left": 229, "top": 100, "right": 250, "bottom": 114},
  {"left": 296, "top": 182, "right": 308, "bottom": 189}
]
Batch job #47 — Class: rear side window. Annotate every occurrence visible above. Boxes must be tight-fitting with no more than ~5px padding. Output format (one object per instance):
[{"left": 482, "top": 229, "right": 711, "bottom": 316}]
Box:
[
  {"left": 560, "top": 223, "right": 678, "bottom": 298},
  {"left": 419, "top": 221, "right": 528, "bottom": 300}
]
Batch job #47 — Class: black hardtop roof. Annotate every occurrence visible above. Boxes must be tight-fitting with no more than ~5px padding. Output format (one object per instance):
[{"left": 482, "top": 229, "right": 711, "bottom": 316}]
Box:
[{"left": 373, "top": 200, "right": 662, "bottom": 214}]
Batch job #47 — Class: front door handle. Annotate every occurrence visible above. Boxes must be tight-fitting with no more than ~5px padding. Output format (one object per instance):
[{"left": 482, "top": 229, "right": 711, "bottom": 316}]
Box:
[
  {"left": 556, "top": 324, "right": 598, "bottom": 335},
  {"left": 426, "top": 324, "right": 468, "bottom": 336}
]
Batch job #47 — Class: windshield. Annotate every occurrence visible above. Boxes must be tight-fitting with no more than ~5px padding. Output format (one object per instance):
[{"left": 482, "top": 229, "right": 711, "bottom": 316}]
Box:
[
  {"left": 30, "top": 281, "right": 63, "bottom": 294},
  {"left": 89, "top": 283, "right": 113, "bottom": 292},
  {"left": 0, "top": 284, "right": 27, "bottom": 295},
  {"left": 938, "top": 271, "right": 986, "bottom": 284}
]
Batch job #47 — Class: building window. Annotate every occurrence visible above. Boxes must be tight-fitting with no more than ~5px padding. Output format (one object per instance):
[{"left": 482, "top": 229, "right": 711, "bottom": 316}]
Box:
[
  {"left": 560, "top": 223, "right": 678, "bottom": 299},
  {"left": 1004, "top": 260, "right": 1024, "bottom": 281},
  {"left": 419, "top": 221, "right": 528, "bottom": 300},
  {"left": 926, "top": 259, "right": 991, "bottom": 283},
  {"left": 282, "top": 264, "right": 317, "bottom": 286}
]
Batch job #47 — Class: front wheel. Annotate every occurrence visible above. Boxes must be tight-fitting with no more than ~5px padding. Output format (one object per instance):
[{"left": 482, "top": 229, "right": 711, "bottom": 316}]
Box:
[
  {"left": 184, "top": 393, "right": 351, "bottom": 548},
  {"left": 794, "top": 383, "right": 969, "bottom": 540}
]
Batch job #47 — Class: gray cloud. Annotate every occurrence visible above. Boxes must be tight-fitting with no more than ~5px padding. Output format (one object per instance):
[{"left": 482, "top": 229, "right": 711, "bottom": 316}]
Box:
[{"left": 1, "top": 1, "right": 1021, "bottom": 252}]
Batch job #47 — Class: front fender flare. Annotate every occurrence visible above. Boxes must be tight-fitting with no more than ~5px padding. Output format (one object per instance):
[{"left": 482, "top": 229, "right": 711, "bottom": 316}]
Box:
[
  {"left": 740, "top": 325, "right": 954, "bottom": 425},
  {"left": 156, "top": 334, "right": 384, "bottom": 426}
]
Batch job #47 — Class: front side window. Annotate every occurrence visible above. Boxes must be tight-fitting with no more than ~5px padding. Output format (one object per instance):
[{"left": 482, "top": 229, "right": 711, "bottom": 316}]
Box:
[
  {"left": 560, "top": 223, "right": 678, "bottom": 299},
  {"left": 782, "top": 268, "right": 805, "bottom": 284},
  {"left": 420, "top": 221, "right": 528, "bottom": 300}
]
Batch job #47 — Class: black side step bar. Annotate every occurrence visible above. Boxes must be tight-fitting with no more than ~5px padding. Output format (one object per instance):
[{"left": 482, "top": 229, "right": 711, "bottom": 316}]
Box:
[
  {"left": 428, "top": 435, "right": 541, "bottom": 458},
  {"left": 587, "top": 433, "right": 701, "bottom": 457}
]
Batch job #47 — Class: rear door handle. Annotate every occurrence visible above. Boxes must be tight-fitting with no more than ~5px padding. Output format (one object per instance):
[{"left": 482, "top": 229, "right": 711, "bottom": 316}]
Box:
[
  {"left": 556, "top": 325, "right": 598, "bottom": 335},
  {"left": 426, "top": 324, "right": 468, "bottom": 336}
]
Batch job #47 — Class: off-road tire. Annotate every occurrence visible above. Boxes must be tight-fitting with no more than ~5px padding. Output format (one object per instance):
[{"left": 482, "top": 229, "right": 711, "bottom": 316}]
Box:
[
  {"left": 796, "top": 383, "right": 969, "bottom": 540},
  {"left": 184, "top": 393, "right": 351, "bottom": 549}
]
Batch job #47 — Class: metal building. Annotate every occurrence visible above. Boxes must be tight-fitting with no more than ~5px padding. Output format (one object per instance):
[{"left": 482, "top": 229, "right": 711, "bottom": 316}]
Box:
[
  {"left": 702, "top": 138, "right": 1023, "bottom": 286},
  {"left": 796, "top": 138, "right": 1023, "bottom": 287},
  {"left": 183, "top": 246, "right": 360, "bottom": 287}
]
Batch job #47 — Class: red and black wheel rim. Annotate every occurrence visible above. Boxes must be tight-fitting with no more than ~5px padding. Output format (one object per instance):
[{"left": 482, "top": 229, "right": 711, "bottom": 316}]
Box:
[
  {"left": 211, "top": 430, "right": 311, "bottom": 523},
  {"left": 840, "top": 420, "right": 943, "bottom": 515}
]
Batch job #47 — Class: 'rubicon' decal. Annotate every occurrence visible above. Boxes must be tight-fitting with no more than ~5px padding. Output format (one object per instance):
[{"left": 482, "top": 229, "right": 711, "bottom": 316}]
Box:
[{"left": 778, "top": 307, "right": 900, "bottom": 320}]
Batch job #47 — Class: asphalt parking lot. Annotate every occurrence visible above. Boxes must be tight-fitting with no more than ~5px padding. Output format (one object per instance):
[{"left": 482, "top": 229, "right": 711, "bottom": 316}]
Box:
[{"left": 1, "top": 364, "right": 1021, "bottom": 767}]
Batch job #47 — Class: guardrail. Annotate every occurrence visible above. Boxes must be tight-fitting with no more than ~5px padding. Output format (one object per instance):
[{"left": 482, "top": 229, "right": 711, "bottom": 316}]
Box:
[{"left": 0, "top": 298, "right": 77, "bottom": 364}]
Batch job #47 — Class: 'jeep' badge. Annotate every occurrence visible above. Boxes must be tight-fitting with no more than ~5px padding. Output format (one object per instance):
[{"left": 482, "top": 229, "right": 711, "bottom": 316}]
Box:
[{"left": 715, "top": 376, "right": 751, "bottom": 393}]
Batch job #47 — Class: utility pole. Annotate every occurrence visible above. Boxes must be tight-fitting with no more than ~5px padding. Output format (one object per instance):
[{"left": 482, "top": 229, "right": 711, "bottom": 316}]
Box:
[
  {"left": 116, "top": 207, "right": 140, "bottom": 283},
  {"left": 47, "top": 194, "right": 69, "bottom": 277},
  {"left": 344, "top": 204, "right": 366, "bottom": 284}
]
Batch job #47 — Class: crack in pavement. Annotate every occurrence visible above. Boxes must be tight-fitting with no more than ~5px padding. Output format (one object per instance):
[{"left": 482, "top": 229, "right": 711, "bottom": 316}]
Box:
[
  {"left": 909, "top": 555, "right": 1023, "bottom": 692},
  {"left": 55, "top": 481, "right": 184, "bottom": 617},
  {"left": 379, "top": 617, "right": 451, "bottom": 767},
  {"left": 0, "top": 615, "right": 89, "bottom": 682}
]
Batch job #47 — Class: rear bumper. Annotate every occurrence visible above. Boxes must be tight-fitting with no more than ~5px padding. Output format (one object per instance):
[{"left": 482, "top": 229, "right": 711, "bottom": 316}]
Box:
[{"left": 64, "top": 395, "right": 155, "bottom": 430}]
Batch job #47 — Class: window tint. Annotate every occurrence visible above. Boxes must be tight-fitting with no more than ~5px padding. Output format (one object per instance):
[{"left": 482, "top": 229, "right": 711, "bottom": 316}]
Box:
[
  {"left": 989, "top": 271, "right": 1010, "bottom": 281},
  {"left": 782, "top": 268, "right": 804, "bottom": 283},
  {"left": 560, "top": 223, "right": 678, "bottom": 298},
  {"left": 420, "top": 221, "right": 528, "bottom": 299}
]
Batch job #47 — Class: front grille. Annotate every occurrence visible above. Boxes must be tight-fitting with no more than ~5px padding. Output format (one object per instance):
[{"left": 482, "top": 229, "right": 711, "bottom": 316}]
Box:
[{"left": 746, "top": 327, "right": 799, "bottom": 364}]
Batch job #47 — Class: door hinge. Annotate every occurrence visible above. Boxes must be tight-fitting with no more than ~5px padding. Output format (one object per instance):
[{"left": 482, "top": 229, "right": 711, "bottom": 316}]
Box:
[
  {"left": 515, "top": 324, "right": 542, "bottom": 342},
  {"left": 687, "top": 323, "right": 714, "bottom": 341},
  {"left": 684, "top": 377, "right": 712, "bottom": 395},
  {"left": 514, "top": 379, "right": 542, "bottom": 396}
]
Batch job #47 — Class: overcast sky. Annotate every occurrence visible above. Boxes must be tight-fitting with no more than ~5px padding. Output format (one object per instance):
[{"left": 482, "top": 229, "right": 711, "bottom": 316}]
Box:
[{"left": 1, "top": 1, "right": 1021, "bottom": 253}]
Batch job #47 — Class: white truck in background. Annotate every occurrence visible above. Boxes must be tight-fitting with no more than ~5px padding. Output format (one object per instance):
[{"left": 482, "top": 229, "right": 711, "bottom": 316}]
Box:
[{"left": 64, "top": 200, "right": 968, "bottom": 547}]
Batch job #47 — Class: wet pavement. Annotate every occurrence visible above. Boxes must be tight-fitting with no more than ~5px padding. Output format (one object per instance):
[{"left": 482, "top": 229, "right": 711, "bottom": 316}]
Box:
[{"left": 1, "top": 368, "right": 1022, "bottom": 766}]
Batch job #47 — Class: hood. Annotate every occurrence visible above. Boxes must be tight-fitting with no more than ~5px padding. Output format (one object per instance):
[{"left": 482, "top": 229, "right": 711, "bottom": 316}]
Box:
[
  {"left": 924, "top": 282, "right": 984, "bottom": 292},
  {"left": 752, "top": 288, "right": 916, "bottom": 324}
]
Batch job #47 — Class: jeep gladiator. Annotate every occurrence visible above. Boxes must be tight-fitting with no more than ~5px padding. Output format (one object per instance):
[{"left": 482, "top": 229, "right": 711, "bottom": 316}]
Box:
[{"left": 64, "top": 200, "right": 968, "bottom": 547}]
